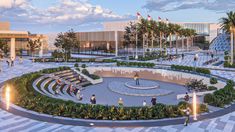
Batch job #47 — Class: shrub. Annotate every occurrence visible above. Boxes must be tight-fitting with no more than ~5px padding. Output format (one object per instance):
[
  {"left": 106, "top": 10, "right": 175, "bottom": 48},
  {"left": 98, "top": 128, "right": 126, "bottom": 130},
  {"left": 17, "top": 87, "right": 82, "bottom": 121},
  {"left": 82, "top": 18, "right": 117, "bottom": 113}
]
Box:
[
  {"left": 226, "top": 80, "right": 235, "bottom": 86},
  {"left": 171, "top": 65, "right": 210, "bottom": 74},
  {"left": 116, "top": 61, "right": 155, "bottom": 68},
  {"left": 81, "top": 64, "right": 87, "bottom": 68},
  {"left": 74, "top": 63, "right": 79, "bottom": 68},
  {"left": 210, "top": 77, "right": 218, "bottom": 84},
  {"left": 186, "top": 79, "right": 208, "bottom": 92},
  {"left": 204, "top": 84, "right": 235, "bottom": 107},
  {"left": 4, "top": 70, "right": 208, "bottom": 120},
  {"left": 82, "top": 69, "right": 90, "bottom": 75},
  {"left": 207, "top": 86, "right": 217, "bottom": 91}
]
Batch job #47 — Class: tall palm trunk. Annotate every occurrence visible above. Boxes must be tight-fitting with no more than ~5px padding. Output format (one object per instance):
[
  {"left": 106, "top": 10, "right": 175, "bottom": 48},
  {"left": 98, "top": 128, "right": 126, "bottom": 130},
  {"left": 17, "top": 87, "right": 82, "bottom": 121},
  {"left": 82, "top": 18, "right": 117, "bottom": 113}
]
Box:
[
  {"left": 186, "top": 37, "right": 189, "bottom": 51},
  {"left": 176, "top": 35, "right": 178, "bottom": 55},
  {"left": 151, "top": 31, "right": 154, "bottom": 49},
  {"left": 160, "top": 32, "right": 162, "bottom": 52},
  {"left": 231, "top": 31, "right": 234, "bottom": 64},
  {"left": 169, "top": 33, "right": 172, "bottom": 54},
  {"left": 182, "top": 37, "right": 184, "bottom": 49},
  {"left": 143, "top": 34, "right": 145, "bottom": 57}
]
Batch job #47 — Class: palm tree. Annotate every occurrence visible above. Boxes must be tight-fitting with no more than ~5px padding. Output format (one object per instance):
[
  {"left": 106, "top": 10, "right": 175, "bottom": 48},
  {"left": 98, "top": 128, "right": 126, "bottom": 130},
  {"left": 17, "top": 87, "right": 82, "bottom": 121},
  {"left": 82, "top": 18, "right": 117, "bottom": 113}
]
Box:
[
  {"left": 168, "top": 23, "right": 175, "bottom": 54},
  {"left": 158, "top": 22, "right": 168, "bottom": 53},
  {"left": 148, "top": 20, "right": 158, "bottom": 49},
  {"left": 0, "top": 39, "right": 9, "bottom": 56},
  {"left": 189, "top": 29, "right": 197, "bottom": 48},
  {"left": 220, "top": 11, "right": 235, "bottom": 64},
  {"left": 173, "top": 24, "right": 182, "bottom": 55},
  {"left": 137, "top": 19, "right": 149, "bottom": 56}
]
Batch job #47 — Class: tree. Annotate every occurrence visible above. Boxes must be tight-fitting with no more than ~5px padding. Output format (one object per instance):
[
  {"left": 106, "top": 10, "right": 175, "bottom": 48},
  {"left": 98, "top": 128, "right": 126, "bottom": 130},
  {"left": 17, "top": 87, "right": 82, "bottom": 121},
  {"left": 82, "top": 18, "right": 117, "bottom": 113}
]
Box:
[
  {"left": 27, "top": 38, "right": 42, "bottom": 58},
  {"left": 0, "top": 39, "right": 9, "bottom": 56},
  {"left": 220, "top": 11, "right": 235, "bottom": 64},
  {"left": 168, "top": 23, "right": 175, "bottom": 54},
  {"left": 123, "top": 22, "right": 136, "bottom": 55},
  {"left": 54, "top": 29, "right": 80, "bottom": 61},
  {"left": 173, "top": 24, "right": 182, "bottom": 55}
]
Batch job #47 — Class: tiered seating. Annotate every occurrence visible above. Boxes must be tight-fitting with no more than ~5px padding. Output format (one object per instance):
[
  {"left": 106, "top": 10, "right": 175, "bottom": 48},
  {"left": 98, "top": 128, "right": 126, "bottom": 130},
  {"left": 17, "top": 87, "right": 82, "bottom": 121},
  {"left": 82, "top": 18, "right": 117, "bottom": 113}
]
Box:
[
  {"left": 209, "top": 33, "right": 230, "bottom": 51},
  {"left": 32, "top": 69, "right": 91, "bottom": 102}
]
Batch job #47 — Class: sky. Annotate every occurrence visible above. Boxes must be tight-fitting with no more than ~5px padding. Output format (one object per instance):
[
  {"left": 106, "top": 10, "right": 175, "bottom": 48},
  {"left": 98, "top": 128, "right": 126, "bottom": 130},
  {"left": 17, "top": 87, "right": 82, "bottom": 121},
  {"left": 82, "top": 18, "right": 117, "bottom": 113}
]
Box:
[{"left": 0, "top": 0, "right": 234, "bottom": 34}]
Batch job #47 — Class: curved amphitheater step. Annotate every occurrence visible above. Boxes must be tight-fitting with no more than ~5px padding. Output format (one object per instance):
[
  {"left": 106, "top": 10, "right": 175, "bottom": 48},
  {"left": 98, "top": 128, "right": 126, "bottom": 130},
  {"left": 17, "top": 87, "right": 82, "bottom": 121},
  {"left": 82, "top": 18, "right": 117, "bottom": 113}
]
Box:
[
  {"left": 40, "top": 78, "right": 55, "bottom": 96},
  {"left": 32, "top": 69, "right": 92, "bottom": 103}
]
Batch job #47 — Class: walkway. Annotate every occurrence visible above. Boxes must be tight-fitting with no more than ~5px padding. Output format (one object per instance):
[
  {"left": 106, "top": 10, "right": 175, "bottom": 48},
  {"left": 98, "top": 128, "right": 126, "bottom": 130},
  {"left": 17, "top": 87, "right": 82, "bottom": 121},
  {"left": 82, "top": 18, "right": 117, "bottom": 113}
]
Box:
[{"left": 0, "top": 58, "right": 235, "bottom": 131}]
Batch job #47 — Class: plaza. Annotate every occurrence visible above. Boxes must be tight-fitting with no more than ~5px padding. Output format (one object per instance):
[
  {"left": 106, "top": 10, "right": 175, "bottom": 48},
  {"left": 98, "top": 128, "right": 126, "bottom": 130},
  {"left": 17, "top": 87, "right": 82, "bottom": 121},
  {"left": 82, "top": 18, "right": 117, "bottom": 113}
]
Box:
[{"left": 1, "top": 0, "right": 235, "bottom": 132}]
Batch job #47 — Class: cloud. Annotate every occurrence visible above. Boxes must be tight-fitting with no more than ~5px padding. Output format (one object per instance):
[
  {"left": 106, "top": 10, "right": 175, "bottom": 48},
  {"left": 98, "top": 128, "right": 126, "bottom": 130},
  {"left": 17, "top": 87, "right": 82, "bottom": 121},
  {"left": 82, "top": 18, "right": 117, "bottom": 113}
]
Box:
[
  {"left": 0, "top": 0, "right": 133, "bottom": 30},
  {"left": 0, "top": 0, "right": 27, "bottom": 8},
  {"left": 143, "top": 0, "right": 235, "bottom": 12}
]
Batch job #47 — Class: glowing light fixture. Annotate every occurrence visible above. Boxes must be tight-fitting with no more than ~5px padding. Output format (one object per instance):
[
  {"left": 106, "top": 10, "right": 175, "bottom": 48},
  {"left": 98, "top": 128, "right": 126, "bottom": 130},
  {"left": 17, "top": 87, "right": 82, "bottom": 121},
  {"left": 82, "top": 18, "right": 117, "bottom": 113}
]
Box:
[
  {"left": 5, "top": 86, "right": 10, "bottom": 110},
  {"left": 193, "top": 91, "right": 197, "bottom": 120}
]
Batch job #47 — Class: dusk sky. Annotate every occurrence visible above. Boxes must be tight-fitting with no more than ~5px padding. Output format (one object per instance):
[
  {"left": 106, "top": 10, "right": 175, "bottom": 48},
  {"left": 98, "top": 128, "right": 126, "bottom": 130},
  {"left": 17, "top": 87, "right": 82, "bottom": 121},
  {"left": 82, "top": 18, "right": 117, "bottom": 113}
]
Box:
[{"left": 0, "top": 0, "right": 235, "bottom": 33}]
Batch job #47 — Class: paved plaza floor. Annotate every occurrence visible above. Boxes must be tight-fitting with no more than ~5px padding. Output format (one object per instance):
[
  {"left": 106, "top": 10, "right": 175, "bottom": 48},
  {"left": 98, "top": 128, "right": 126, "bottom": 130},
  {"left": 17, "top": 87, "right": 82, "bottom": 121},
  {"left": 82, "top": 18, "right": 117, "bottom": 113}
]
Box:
[{"left": 0, "top": 57, "right": 235, "bottom": 131}]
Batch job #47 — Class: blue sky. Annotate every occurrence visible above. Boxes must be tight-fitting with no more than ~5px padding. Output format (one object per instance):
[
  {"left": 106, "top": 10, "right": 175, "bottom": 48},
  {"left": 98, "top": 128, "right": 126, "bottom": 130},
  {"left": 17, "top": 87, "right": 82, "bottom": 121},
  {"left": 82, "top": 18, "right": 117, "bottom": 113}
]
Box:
[{"left": 0, "top": 0, "right": 234, "bottom": 33}]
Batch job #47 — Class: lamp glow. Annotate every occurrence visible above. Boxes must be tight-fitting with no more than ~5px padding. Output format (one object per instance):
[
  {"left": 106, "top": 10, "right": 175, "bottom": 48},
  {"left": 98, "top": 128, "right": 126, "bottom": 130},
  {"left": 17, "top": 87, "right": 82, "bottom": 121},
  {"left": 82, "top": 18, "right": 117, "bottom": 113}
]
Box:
[
  {"left": 193, "top": 91, "right": 197, "bottom": 120},
  {"left": 5, "top": 86, "right": 10, "bottom": 110}
]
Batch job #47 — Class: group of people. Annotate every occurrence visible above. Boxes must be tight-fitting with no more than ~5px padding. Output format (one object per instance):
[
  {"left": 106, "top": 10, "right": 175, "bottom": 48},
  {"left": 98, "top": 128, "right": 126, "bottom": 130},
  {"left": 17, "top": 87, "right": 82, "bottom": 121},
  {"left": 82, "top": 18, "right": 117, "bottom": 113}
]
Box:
[{"left": 0, "top": 56, "right": 23, "bottom": 72}]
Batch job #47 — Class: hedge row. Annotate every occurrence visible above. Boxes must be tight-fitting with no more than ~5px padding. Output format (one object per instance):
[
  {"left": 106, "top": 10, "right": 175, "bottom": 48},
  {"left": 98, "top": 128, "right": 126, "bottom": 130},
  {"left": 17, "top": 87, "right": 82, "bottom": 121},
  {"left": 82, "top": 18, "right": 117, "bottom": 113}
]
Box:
[
  {"left": 204, "top": 80, "right": 235, "bottom": 107},
  {"left": 4, "top": 68, "right": 208, "bottom": 120},
  {"left": 117, "top": 61, "right": 155, "bottom": 68},
  {"left": 171, "top": 65, "right": 211, "bottom": 74},
  {"left": 34, "top": 58, "right": 117, "bottom": 63}
]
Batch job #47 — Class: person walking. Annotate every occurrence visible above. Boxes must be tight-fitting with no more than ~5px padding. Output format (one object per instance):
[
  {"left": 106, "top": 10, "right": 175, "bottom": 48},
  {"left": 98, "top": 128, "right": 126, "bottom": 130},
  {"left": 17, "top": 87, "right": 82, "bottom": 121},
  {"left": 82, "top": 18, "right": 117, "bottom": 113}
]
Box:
[
  {"left": 183, "top": 107, "right": 191, "bottom": 126},
  {"left": 76, "top": 89, "right": 81, "bottom": 100},
  {"left": 151, "top": 97, "right": 157, "bottom": 106},
  {"left": 90, "top": 94, "right": 96, "bottom": 104},
  {"left": 118, "top": 98, "right": 124, "bottom": 107},
  {"left": 143, "top": 100, "right": 147, "bottom": 107},
  {"left": 11, "top": 57, "right": 14, "bottom": 67},
  {"left": 184, "top": 92, "right": 190, "bottom": 102}
]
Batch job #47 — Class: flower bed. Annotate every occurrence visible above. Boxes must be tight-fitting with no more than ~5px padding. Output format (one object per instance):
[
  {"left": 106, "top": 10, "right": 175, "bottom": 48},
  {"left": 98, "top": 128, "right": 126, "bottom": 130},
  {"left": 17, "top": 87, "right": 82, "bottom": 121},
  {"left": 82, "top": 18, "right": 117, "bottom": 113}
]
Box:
[
  {"left": 204, "top": 80, "right": 235, "bottom": 107},
  {"left": 3, "top": 68, "right": 208, "bottom": 120},
  {"left": 203, "top": 58, "right": 219, "bottom": 66},
  {"left": 117, "top": 61, "right": 155, "bottom": 68},
  {"left": 34, "top": 58, "right": 117, "bottom": 63},
  {"left": 171, "top": 65, "right": 211, "bottom": 74}
]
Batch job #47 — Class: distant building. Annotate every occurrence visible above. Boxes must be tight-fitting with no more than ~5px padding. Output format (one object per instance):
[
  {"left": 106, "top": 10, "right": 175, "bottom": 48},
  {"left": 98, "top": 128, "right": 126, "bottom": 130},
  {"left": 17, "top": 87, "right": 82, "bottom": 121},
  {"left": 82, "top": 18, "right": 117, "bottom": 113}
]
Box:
[
  {"left": 0, "top": 21, "right": 48, "bottom": 59},
  {"left": 76, "top": 20, "right": 220, "bottom": 56}
]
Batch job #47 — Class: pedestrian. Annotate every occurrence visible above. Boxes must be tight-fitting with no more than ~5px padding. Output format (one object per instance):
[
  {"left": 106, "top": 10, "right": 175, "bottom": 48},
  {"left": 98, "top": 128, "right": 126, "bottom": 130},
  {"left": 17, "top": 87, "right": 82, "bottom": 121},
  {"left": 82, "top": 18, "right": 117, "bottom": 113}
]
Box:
[
  {"left": 90, "top": 94, "right": 96, "bottom": 104},
  {"left": 118, "top": 98, "right": 124, "bottom": 107},
  {"left": 55, "top": 89, "right": 59, "bottom": 95},
  {"left": 184, "top": 92, "right": 190, "bottom": 102},
  {"left": 151, "top": 97, "right": 157, "bottom": 106},
  {"left": 183, "top": 107, "right": 191, "bottom": 126},
  {"left": 6, "top": 58, "right": 10, "bottom": 67},
  {"left": 78, "top": 94, "right": 83, "bottom": 101},
  {"left": 11, "top": 57, "right": 14, "bottom": 67},
  {"left": 19, "top": 56, "right": 23, "bottom": 64},
  {"left": 76, "top": 89, "right": 81, "bottom": 100},
  {"left": 182, "top": 53, "right": 184, "bottom": 60},
  {"left": 211, "top": 53, "right": 214, "bottom": 59},
  {"left": 143, "top": 100, "right": 147, "bottom": 107}
]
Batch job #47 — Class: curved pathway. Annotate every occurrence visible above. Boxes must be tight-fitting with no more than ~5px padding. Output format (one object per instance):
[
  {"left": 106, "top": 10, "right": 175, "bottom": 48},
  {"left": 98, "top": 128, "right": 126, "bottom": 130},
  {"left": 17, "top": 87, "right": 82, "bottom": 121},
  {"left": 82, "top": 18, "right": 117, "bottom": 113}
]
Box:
[{"left": 0, "top": 58, "right": 235, "bottom": 131}]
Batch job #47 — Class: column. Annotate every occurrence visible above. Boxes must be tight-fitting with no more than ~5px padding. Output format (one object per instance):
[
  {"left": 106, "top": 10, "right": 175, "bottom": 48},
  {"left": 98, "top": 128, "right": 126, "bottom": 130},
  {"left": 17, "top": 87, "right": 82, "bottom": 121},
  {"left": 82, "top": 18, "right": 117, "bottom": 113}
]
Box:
[
  {"left": 115, "top": 31, "right": 118, "bottom": 57},
  {"left": 106, "top": 42, "right": 110, "bottom": 51},
  {"left": 10, "top": 38, "right": 16, "bottom": 60}
]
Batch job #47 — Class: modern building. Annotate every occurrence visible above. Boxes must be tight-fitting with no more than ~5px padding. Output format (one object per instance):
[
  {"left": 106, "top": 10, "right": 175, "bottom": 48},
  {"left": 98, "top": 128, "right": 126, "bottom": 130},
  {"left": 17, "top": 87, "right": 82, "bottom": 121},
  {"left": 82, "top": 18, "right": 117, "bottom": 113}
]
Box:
[
  {"left": 0, "top": 21, "right": 48, "bottom": 59},
  {"left": 76, "top": 20, "right": 220, "bottom": 56}
]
